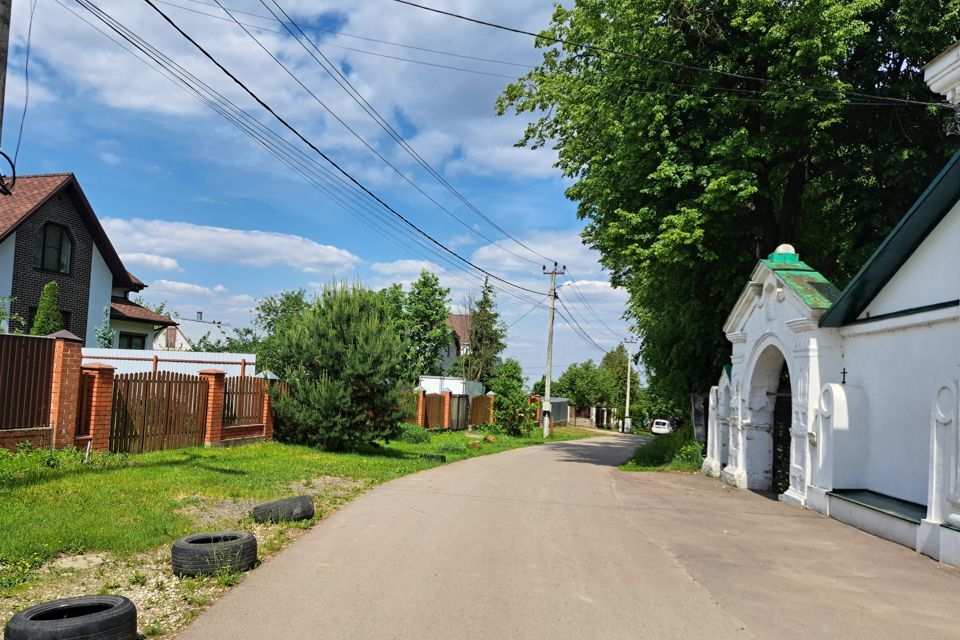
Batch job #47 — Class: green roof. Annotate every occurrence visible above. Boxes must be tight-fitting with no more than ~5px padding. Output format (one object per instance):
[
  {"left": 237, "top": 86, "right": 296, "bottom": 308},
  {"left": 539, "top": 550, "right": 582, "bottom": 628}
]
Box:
[{"left": 760, "top": 250, "right": 841, "bottom": 310}]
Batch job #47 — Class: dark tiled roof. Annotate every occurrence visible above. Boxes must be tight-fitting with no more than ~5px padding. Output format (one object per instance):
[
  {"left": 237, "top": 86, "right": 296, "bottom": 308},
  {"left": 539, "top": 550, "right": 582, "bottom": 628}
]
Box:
[
  {"left": 110, "top": 297, "right": 177, "bottom": 326},
  {"left": 0, "top": 174, "right": 74, "bottom": 241},
  {"left": 446, "top": 314, "right": 471, "bottom": 344}
]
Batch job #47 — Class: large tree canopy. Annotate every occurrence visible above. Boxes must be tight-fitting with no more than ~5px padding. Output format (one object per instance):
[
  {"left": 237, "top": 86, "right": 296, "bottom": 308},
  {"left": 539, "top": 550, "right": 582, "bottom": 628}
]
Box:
[{"left": 498, "top": 0, "right": 959, "bottom": 405}]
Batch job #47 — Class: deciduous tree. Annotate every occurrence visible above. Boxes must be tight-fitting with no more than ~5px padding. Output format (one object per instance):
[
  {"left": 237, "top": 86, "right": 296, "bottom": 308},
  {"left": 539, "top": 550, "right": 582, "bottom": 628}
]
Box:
[{"left": 498, "top": 0, "right": 959, "bottom": 405}]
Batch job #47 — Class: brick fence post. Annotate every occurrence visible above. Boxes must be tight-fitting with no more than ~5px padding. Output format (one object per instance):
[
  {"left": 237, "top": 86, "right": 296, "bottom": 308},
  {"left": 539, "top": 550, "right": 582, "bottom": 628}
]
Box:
[
  {"left": 199, "top": 369, "right": 226, "bottom": 445},
  {"left": 414, "top": 387, "right": 427, "bottom": 427},
  {"left": 81, "top": 363, "right": 115, "bottom": 452},
  {"left": 441, "top": 390, "right": 452, "bottom": 430},
  {"left": 486, "top": 391, "right": 496, "bottom": 424},
  {"left": 48, "top": 331, "right": 83, "bottom": 449},
  {"left": 261, "top": 383, "right": 274, "bottom": 441}
]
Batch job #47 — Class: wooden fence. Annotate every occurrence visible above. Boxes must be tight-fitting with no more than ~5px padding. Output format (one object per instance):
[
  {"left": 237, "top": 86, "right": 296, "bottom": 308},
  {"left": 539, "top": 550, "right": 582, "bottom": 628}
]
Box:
[
  {"left": 109, "top": 371, "right": 209, "bottom": 453},
  {"left": 0, "top": 334, "right": 55, "bottom": 432},
  {"left": 223, "top": 376, "right": 265, "bottom": 427},
  {"left": 423, "top": 393, "right": 445, "bottom": 429},
  {"left": 469, "top": 394, "right": 492, "bottom": 426}
]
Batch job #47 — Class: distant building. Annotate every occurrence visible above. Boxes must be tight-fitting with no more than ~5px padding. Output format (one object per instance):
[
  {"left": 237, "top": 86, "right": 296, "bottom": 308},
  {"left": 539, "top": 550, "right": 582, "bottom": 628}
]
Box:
[
  {"left": 441, "top": 313, "right": 471, "bottom": 372},
  {"left": 155, "top": 312, "right": 231, "bottom": 351},
  {"left": 0, "top": 173, "right": 175, "bottom": 347}
]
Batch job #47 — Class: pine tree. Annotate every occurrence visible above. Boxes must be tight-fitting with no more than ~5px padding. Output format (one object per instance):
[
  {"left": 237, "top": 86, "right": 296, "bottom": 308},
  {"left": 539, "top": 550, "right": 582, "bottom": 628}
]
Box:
[
  {"left": 31, "top": 282, "right": 63, "bottom": 336},
  {"left": 458, "top": 278, "right": 506, "bottom": 387},
  {"left": 271, "top": 282, "right": 408, "bottom": 451}
]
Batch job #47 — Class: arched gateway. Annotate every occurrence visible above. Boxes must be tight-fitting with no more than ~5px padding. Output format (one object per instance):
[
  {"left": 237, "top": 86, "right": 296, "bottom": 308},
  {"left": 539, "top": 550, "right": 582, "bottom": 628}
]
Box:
[{"left": 703, "top": 244, "right": 839, "bottom": 505}]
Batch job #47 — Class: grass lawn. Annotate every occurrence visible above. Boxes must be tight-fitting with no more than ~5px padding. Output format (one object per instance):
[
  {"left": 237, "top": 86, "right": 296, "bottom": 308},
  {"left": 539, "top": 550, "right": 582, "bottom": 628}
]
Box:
[
  {"left": 0, "top": 425, "right": 590, "bottom": 591},
  {"left": 619, "top": 427, "right": 704, "bottom": 473}
]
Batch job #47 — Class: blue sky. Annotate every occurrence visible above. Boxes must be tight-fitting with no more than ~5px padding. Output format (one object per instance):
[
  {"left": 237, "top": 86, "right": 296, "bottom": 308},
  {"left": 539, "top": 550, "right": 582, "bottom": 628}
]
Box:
[{"left": 5, "top": 0, "right": 632, "bottom": 382}]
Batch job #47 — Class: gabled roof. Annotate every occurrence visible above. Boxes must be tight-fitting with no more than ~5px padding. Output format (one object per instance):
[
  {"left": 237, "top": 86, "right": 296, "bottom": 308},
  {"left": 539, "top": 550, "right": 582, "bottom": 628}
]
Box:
[
  {"left": 723, "top": 246, "right": 839, "bottom": 334},
  {"left": 759, "top": 251, "right": 841, "bottom": 310},
  {"left": 110, "top": 297, "right": 177, "bottom": 327},
  {"left": 176, "top": 318, "right": 231, "bottom": 346},
  {"left": 820, "top": 149, "right": 960, "bottom": 327},
  {"left": 446, "top": 314, "right": 471, "bottom": 344},
  {"left": 0, "top": 174, "right": 142, "bottom": 291}
]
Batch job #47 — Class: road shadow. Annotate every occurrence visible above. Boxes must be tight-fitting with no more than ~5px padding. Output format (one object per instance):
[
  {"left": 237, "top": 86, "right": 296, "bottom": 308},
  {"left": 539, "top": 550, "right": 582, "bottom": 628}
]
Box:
[{"left": 548, "top": 436, "right": 644, "bottom": 467}]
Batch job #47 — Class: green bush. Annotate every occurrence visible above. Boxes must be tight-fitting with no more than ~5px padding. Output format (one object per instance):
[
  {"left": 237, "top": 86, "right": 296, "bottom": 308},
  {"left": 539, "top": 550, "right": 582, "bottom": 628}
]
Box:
[
  {"left": 397, "top": 423, "right": 431, "bottom": 444},
  {"left": 30, "top": 281, "right": 63, "bottom": 336},
  {"left": 272, "top": 282, "right": 409, "bottom": 451},
  {"left": 624, "top": 425, "right": 703, "bottom": 472}
]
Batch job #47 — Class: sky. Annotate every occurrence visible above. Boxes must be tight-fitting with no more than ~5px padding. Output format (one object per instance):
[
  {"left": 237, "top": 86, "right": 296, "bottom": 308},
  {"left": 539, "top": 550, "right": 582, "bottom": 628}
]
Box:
[{"left": 4, "top": 0, "right": 633, "bottom": 383}]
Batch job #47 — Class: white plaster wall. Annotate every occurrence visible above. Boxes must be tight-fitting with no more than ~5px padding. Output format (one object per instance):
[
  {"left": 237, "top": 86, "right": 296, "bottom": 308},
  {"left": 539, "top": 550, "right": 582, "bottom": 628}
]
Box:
[
  {"left": 152, "top": 326, "right": 190, "bottom": 351},
  {"left": 0, "top": 233, "right": 14, "bottom": 332},
  {"left": 85, "top": 246, "right": 113, "bottom": 347},
  {"left": 841, "top": 312, "right": 960, "bottom": 504},
  {"left": 861, "top": 203, "right": 960, "bottom": 318},
  {"left": 108, "top": 319, "right": 157, "bottom": 348}
]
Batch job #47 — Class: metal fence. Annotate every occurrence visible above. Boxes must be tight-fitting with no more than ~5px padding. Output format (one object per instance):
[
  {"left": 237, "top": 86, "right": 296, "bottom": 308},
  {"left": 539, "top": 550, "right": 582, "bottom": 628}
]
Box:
[
  {"left": 109, "top": 371, "right": 209, "bottom": 453},
  {"left": 223, "top": 376, "right": 265, "bottom": 427},
  {"left": 82, "top": 348, "right": 256, "bottom": 377},
  {"left": 0, "top": 334, "right": 54, "bottom": 431},
  {"left": 450, "top": 394, "right": 469, "bottom": 430}
]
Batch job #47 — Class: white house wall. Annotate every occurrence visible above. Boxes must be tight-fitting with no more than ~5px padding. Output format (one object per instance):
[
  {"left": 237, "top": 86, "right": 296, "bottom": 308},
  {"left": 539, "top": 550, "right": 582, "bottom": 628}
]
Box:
[
  {"left": 85, "top": 245, "right": 113, "bottom": 347},
  {"left": 0, "top": 232, "right": 14, "bottom": 332},
  {"left": 860, "top": 203, "right": 960, "bottom": 318},
  {"left": 840, "top": 309, "right": 960, "bottom": 504}
]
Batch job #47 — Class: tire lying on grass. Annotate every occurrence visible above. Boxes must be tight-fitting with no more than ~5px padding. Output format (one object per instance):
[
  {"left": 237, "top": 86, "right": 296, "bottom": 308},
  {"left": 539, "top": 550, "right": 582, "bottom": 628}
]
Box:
[
  {"left": 4, "top": 594, "right": 137, "bottom": 640},
  {"left": 171, "top": 531, "right": 257, "bottom": 577},
  {"left": 251, "top": 494, "right": 315, "bottom": 524}
]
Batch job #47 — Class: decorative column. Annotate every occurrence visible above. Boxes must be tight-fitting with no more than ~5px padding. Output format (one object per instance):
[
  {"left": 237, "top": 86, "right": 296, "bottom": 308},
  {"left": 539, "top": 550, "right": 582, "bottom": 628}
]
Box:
[
  {"left": 48, "top": 331, "right": 83, "bottom": 449},
  {"left": 80, "top": 363, "right": 115, "bottom": 452},
  {"left": 199, "top": 369, "right": 226, "bottom": 445},
  {"left": 702, "top": 386, "right": 722, "bottom": 477},
  {"left": 262, "top": 386, "right": 274, "bottom": 441}
]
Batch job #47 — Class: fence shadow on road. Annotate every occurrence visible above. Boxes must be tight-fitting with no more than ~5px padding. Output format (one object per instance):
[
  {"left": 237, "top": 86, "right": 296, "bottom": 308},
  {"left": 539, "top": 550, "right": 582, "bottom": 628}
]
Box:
[{"left": 547, "top": 436, "right": 642, "bottom": 468}]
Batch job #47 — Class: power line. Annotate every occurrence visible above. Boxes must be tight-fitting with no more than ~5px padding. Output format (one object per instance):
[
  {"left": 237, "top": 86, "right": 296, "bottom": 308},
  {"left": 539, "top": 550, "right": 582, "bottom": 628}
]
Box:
[
  {"left": 556, "top": 292, "right": 610, "bottom": 356},
  {"left": 138, "top": 0, "right": 549, "bottom": 297},
  {"left": 390, "top": 0, "right": 950, "bottom": 110},
  {"left": 12, "top": 0, "right": 37, "bottom": 164},
  {"left": 66, "top": 0, "right": 545, "bottom": 311},
  {"left": 507, "top": 294, "right": 548, "bottom": 328}
]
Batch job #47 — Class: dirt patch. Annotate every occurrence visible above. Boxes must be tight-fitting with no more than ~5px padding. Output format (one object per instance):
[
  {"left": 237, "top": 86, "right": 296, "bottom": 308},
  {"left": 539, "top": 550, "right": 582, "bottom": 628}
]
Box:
[
  {"left": 2, "top": 476, "right": 373, "bottom": 639},
  {"left": 175, "top": 497, "right": 260, "bottom": 529}
]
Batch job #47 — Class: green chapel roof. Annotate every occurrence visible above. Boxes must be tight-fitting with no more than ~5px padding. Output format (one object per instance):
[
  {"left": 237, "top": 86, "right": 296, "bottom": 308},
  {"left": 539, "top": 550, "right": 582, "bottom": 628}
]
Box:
[{"left": 760, "top": 247, "right": 841, "bottom": 310}]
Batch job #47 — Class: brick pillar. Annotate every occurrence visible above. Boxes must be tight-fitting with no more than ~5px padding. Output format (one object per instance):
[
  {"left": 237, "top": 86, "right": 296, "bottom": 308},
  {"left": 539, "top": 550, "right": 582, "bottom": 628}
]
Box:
[
  {"left": 48, "top": 332, "right": 83, "bottom": 449},
  {"left": 262, "top": 384, "right": 274, "bottom": 441},
  {"left": 199, "top": 369, "right": 226, "bottom": 445},
  {"left": 415, "top": 389, "right": 426, "bottom": 427},
  {"left": 81, "top": 363, "right": 115, "bottom": 452},
  {"left": 441, "top": 391, "right": 452, "bottom": 430},
  {"left": 487, "top": 392, "right": 495, "bottom": 424}
]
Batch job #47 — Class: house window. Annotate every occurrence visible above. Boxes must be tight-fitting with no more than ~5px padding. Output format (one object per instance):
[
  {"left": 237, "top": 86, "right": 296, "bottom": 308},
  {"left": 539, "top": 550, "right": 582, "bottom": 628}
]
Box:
[
  {"left": 165, "top": 326, "right": 177, "bottom": 348},
  {"left": 33, "top": 223, "right": 72, "bottom": 273},
  {"left": 118, "top": 332, "right": 147, "bottom": 350}
]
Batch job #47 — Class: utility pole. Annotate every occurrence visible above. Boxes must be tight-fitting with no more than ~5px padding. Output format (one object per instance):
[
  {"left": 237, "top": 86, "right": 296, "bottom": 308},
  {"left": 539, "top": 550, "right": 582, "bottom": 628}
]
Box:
[
  {"left": 0, "top": 0, "right": 11, "bottom": 145},
  {"left": 622, "top": 337, "right": 637, "bottom": 433},
  {"left": 541, "top": 262, "right": 565, "bottom": 438}
]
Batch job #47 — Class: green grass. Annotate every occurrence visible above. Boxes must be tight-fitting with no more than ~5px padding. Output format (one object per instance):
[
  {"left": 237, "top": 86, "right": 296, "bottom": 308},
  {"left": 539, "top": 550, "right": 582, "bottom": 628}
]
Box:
[
  {"left": 620, "top": 427, "right": 704, "bottom": 472},
  {"left": 0, "top": 426, "right": 590, "bottom": 589}
]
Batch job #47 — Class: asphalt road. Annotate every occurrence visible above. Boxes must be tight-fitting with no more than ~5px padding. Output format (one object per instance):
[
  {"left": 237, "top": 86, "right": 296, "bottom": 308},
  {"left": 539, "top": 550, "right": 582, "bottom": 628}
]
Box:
[{"left": 177, "top": 434, "right": 960, "bottom": 639}]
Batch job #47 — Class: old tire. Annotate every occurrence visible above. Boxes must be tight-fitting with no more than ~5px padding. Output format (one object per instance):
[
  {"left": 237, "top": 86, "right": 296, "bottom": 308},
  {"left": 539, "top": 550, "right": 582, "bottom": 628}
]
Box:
[
  {"left": 4, "top": 594, "right": 137, "bottom": 640},
  {"left": 171, "top": 531, "right": 257, "bottom": 577},
  {"left": 251, "top": 495, "right": 315, "bottom": 524}
]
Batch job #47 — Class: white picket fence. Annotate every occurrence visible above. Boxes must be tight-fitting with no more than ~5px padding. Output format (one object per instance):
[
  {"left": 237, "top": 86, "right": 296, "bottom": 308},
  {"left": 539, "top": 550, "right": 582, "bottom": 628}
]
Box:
[{"left": 81, "top": 348, "right": 257, "bottom": 377}]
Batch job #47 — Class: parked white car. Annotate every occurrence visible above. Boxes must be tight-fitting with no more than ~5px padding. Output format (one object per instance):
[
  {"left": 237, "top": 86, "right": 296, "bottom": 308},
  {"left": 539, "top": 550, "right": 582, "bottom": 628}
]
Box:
[{"left": 651, "top": 419, "right": 674, "bottom": 435}]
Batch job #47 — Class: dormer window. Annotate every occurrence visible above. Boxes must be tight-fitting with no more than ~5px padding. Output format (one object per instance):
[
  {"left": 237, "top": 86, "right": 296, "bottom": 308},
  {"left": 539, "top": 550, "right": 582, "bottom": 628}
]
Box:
[{"left": 34, "top": 223, "right": 72, "bottom": 274}]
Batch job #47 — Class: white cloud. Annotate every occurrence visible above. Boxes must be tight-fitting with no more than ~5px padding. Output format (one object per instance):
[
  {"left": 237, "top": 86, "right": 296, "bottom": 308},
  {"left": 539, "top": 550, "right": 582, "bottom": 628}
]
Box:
[
  {"left": 151, "top": 280, "right": 228, "bottom": 297},
  {"left": 370, "top": 259, "right": 443, "bottom": 277},
  {"left": 103, "top": 218, "right": 360, "bottom": 274},
  {"left": 119, "top": 252, "right": 182, "bottom": 272},
  {"left": 98, "top": 151, "right": 122, "bottom": 165},
  {"left": 471, "top": 229, "right": 605, "bottom": 277}
]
